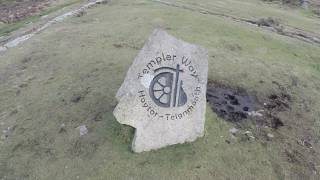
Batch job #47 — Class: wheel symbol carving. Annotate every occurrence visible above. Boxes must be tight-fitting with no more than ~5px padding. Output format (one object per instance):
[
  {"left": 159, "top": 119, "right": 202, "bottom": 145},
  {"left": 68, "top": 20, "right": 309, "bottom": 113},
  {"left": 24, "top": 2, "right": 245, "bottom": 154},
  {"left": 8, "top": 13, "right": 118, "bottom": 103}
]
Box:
[{"left": 149, "top": 64, "right": 187, "bottom": 108}]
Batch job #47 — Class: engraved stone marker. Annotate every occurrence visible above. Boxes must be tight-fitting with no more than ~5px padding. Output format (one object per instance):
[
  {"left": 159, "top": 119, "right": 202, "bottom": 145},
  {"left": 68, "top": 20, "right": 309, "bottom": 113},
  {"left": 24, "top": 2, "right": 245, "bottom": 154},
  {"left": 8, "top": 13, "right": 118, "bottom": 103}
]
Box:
[{"left": 113, "top": 29, "right": 208, "bottom": 152}]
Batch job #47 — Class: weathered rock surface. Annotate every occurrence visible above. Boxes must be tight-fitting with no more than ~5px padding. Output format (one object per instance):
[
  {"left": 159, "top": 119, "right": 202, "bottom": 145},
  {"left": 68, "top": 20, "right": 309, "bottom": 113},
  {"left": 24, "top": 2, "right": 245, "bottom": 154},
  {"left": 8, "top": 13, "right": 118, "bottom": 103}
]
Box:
[{"left": 113, "top": 29, "right": 208, "bottom": 152}]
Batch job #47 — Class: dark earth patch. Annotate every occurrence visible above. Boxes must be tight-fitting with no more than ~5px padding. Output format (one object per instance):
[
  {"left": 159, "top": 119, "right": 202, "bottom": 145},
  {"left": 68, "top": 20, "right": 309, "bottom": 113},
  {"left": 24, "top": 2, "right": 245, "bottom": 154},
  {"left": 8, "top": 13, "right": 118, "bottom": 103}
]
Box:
[
  {"left": 207, "top": 81, "right": 290, "bottom": 130},
  {"left": 206, "top": 84, "right": 257, "bottom": 122},
  {"left": 265, "top": 93, "right": 291, "bottom": 111}
]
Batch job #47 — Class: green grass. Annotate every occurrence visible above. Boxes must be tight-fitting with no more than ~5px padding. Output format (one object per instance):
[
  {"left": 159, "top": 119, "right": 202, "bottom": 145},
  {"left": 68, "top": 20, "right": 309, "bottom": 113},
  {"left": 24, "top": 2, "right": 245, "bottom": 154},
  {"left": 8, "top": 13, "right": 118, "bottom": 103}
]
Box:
[
  {"left": 165, "top": 0, "right": 320, "bottom": 34},
  {"left": 0, "top": 16, "right": 39, "bottom": 37},
  {"left": 0, "top": 0, "right": 319, "bottom": 179},
  {"left": 311, "top": 64, "right": 320, "bottom": 73}
]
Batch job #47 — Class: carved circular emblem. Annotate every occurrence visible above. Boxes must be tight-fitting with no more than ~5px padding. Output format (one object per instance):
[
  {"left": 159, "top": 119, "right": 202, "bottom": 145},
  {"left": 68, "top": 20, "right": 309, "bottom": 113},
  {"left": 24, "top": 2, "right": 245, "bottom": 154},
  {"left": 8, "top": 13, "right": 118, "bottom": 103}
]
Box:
[
  {"left": 136, "top": 53, "right": 202, "bottom": 120},
  {"left": 149, "top": 64, "right": 187, "bottom": 108}
]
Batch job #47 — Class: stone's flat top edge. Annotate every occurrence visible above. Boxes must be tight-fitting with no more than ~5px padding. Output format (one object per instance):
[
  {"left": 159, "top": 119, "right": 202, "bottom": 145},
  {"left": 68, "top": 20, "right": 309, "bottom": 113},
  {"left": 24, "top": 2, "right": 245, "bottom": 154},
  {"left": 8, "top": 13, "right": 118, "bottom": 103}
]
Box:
[{"left": 115, "top": 28, "right": 209, "bottom": 101}]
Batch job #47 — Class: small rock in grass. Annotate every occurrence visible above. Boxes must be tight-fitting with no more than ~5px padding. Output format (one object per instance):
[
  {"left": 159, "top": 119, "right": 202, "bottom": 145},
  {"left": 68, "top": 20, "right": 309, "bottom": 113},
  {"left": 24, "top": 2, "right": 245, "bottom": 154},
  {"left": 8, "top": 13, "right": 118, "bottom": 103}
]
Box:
[
  {"left": 0, "top": 46, "right": 7, "bottom": 52},
  {"left": 267, "top": 133, "right": 274, "bottom": 138},
  {"left": 244, "top": 131, "right": 255, "bottom": 139},
  {"left": 229, "top": 127, "right": 239, "bottom": 134},
  {"left": 247, "top": 110, "right": 264, "bottom": 117},
  {"left": 78, "top": 125, "right": 88, "bottom": 136},
  {"left": 59, "top": 123, "right": 66, "bottom": 133}
]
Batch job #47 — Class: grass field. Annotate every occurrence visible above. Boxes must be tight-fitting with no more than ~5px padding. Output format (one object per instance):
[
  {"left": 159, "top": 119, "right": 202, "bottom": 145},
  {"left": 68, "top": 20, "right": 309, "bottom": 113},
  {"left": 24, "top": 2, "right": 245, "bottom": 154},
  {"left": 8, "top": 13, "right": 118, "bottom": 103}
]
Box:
[{"left": 0, "top": 0, "right": 320, "bottom": 179}]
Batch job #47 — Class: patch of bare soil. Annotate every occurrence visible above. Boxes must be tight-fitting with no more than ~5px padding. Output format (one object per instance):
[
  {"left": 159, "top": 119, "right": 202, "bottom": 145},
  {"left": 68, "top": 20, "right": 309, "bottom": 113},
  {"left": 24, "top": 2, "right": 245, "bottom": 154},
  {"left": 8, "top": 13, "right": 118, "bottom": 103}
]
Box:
[
  {"left": 0, "top": 0, "right": 52, "bottom": 23},
  {"left": 206, "top": 84, "right": 257, "bottom": 122},
  {"left": 207, "top": 80, "right": 320, "bottom": 177},
  {"left": 207, "top": 81, "right": 289, "bottom": 129}
]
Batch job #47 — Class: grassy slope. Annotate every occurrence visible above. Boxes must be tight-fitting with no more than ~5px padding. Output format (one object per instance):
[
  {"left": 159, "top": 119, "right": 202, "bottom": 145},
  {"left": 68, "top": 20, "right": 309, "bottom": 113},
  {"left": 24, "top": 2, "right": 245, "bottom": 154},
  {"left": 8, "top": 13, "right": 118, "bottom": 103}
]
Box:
[
  {"left": 0, "top": 0, "right": 320, "bottom": 179},
  {"left": 168, "top": 0, "right": 320, "bottom": 34}
]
